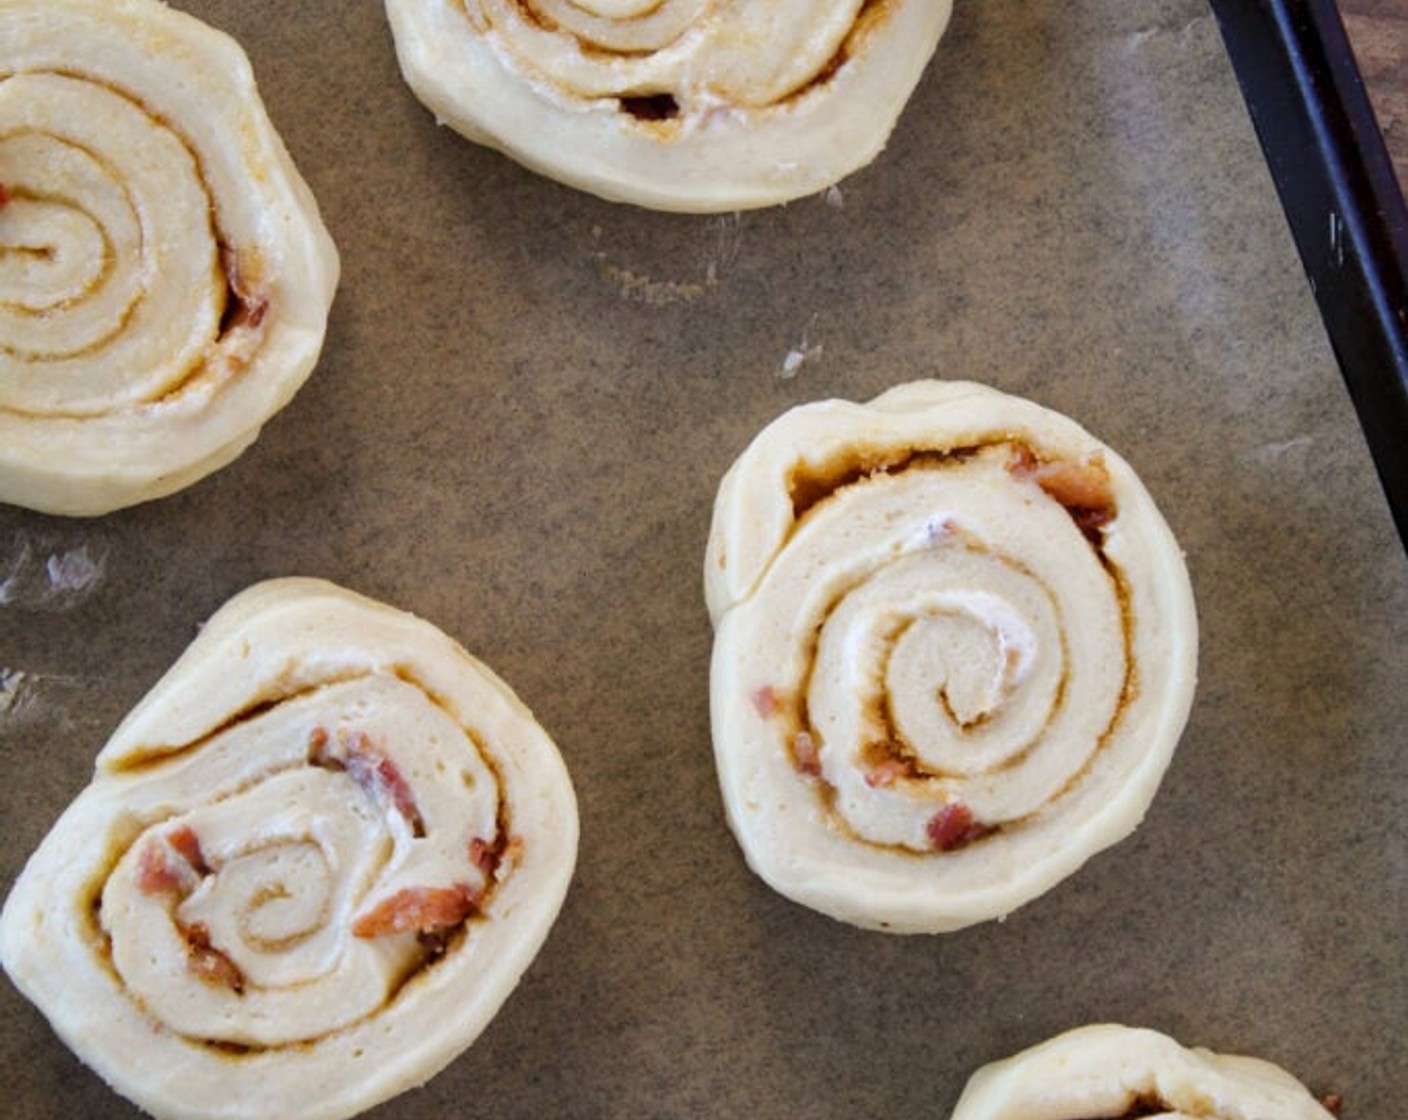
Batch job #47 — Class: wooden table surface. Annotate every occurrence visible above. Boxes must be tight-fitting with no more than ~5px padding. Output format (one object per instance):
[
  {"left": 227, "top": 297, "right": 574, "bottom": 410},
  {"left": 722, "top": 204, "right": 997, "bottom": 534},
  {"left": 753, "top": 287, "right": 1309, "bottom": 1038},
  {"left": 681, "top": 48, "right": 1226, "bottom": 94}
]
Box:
[{"left": 1341, "top": 0, "right": 1408, "bottom": 191}]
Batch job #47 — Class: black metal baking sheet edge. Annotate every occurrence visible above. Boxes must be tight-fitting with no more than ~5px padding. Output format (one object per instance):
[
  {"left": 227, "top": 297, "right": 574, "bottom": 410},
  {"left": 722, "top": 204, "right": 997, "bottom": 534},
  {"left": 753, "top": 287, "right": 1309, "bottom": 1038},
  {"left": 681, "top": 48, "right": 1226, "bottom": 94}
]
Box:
[{"left": 1208, "top": 0, "right": 1408, "bottom": 547}]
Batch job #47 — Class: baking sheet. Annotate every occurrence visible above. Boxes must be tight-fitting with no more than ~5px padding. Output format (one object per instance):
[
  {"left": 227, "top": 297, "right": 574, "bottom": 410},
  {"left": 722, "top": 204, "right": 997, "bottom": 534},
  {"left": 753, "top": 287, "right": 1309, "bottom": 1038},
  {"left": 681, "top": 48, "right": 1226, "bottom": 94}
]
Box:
[
  {"left": 1210, "top": 0, "right": 1408, "bottom": 543},
  {"left": 3, "top": 2, "right": 1406, "bottom": 1118}
]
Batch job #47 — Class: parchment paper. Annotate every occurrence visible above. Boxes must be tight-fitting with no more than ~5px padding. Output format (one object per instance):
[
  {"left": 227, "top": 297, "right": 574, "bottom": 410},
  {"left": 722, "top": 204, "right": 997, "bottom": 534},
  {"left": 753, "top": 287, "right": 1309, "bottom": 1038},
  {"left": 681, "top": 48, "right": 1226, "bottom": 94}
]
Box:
[{"left": 3, "top": 2, "right": 1405, "bottom": 1117}]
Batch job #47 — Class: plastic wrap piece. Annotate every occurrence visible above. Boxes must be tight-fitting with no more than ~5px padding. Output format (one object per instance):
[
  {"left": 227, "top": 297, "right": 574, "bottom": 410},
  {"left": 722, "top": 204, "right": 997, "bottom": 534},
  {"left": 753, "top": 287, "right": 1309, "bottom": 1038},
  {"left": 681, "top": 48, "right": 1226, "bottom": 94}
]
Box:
[{"left": 1209, "top": 0, "right": 1408, "bottom": 547}]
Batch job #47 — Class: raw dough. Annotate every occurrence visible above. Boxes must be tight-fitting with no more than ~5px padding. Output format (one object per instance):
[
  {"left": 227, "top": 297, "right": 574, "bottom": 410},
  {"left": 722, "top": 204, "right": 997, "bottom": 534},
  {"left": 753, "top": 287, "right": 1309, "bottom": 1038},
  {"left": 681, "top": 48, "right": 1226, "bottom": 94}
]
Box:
[
  {"left": 0, "top": 0, "right": 339, "bottom": 515},
  {"left": 705, "top": 380, "right": 1198, "bottom": 932},
  {"left": 951, "top": 1024, "right": 1338, "bottom": 1120},
  {"left": 385, "top": 0, "right": 954, "bottom": 211},
  {"left": 0, "top": 578, "right": 578, "bottom": 1120}
]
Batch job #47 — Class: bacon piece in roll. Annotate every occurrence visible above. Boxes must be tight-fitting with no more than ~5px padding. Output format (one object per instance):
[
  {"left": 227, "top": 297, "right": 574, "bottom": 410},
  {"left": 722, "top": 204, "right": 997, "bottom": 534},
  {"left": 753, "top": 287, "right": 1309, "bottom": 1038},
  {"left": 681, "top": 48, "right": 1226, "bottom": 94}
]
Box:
[
  {"left": 0, "top": 578, "right": 578, "bottom": 1120},
  {"left": 384, "top": 0, "right": 955, "bottom": 212},
  {"left": 951, "top": 1024, "right": 1339, "bottom": 1120},
  {"left": 705, "top": 380, "right": 1198, "bottom": 933},
  {"left": 0, "top": 0, "right": 339, "bottom": 515}
]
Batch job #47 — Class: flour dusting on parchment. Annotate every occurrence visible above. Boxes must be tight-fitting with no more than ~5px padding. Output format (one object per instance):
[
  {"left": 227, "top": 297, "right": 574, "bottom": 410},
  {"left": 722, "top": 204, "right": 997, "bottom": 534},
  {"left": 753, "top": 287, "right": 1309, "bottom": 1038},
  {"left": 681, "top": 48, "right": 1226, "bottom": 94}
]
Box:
[{"left": 590, "top": 213, "right": 743, "bottom": 306}]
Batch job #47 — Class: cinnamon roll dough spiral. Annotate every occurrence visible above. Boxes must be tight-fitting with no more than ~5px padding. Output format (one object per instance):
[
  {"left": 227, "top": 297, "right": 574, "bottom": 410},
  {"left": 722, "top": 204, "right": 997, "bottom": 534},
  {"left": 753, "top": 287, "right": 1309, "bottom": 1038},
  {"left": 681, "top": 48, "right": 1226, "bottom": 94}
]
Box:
[
  {"left": 705, "top": 381, "right": 1197, "bottom": 933},
  {"left": 0, "top": 0, "right": 339, "bottom": 516},
  {"left": 384, "top": 0, "right": 954, "bottom": 211},
  {"left": 0, "top": 579, "right": 578, "bottom": 1120},
  {"left": 951, "top": 1024, "right": 1338, "bottom": 1120}
]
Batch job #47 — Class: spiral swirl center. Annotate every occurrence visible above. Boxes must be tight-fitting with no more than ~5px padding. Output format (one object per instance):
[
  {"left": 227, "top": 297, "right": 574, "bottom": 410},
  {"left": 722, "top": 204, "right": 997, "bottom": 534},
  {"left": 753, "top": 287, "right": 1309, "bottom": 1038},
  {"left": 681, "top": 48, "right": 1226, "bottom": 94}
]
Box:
[
  {"left": 99, "top": 676, "right": 504, "bottom": 1049},
  {"left": 472, "top": 0, "right": 872, "bottom": 111},
  {"left": 0, "top": 70, "right": 223, "bottom": 416},
  {"left": 770, "top": 452, "right": 1129, "bottom": 853}
]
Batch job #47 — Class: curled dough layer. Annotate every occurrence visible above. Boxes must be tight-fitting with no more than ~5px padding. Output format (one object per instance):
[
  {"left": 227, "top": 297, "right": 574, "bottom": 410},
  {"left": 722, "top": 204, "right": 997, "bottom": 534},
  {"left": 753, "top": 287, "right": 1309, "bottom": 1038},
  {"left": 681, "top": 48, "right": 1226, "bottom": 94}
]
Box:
[
  {"left": 951, "top": 1024, "right": 1337, "bottom": 1120},
  {"left": 0, "top": 579, "right": 578, "bottom": 1120},
  {"left": 0, "top": 0, "right": 339, "bottom": 515},
  {"left": 384, "top": 0, "right": 954, "bottom": 211},
  {"left": 705, "top": 381, "right": 1197, "bottom": 933}
]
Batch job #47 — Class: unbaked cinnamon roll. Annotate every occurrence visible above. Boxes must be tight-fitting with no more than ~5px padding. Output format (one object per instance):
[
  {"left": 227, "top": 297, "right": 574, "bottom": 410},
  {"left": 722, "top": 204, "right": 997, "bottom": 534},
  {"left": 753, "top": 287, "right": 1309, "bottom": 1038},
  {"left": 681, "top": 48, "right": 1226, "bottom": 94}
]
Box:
[
  {"left": 384, "top": 0, "right": 955, "bottom": 211},
  {"left": 0, "top": 0, "right": 339, "bottom": 516},
  {"left": 705, "top": 381, "right": 1198, "bottom": 933},
  {"left": 951, "top": 1025, "right": 1338, "bottom": 1120},
  {"left": 0, "top": 579, "right": 578, "bottom": 1120}
]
